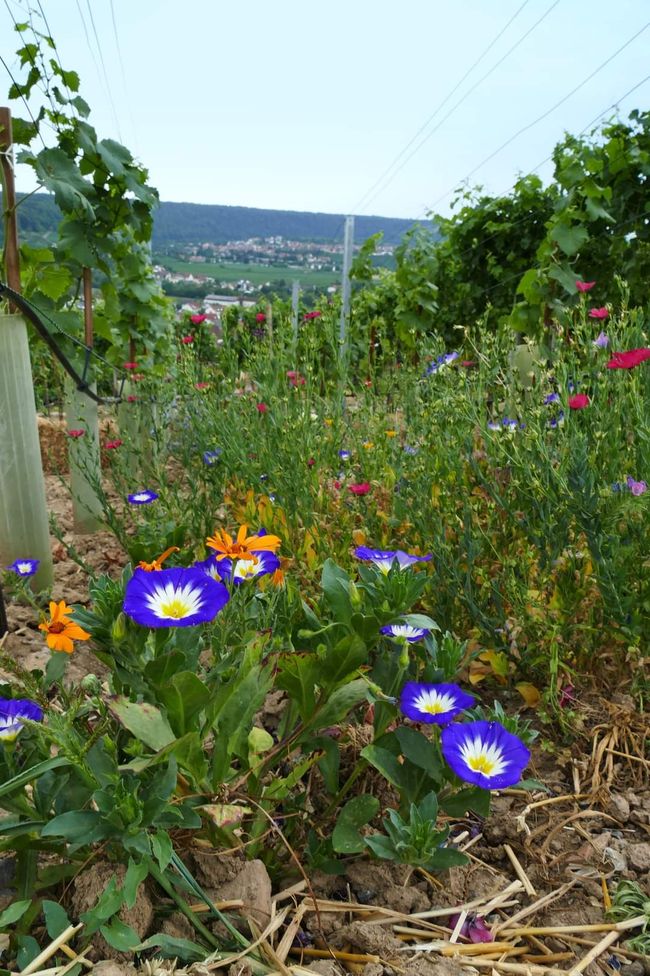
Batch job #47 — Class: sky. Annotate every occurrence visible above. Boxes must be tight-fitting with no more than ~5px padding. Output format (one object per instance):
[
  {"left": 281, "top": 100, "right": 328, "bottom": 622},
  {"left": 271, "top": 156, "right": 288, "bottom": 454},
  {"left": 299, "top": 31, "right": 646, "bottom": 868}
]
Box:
[{"left": 1, "top": 0, "right": 649, "bottom": 220}]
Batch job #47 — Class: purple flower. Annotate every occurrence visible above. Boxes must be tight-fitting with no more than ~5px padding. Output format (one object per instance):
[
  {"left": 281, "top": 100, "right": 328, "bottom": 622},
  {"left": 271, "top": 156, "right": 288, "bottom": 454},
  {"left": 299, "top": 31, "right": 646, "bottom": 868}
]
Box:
[
  {"left": 487, "top": 421, "right": 501, "bottom": 431},
  {"left": 449, "top": 913, "right": 493, "bottom": 943},
  {"left": 127, "top": 489, "right": 159, "bottom": 505},
  {"left": 217, "top": 550, "right": 281, "bottom": 584},
  {"left": 354, "top": 547, "right": 432, "bottom": 574},
  {"left": 203, "top": 449, "right": 222, "bottom": 465},
  {"left": 194, "top": 556, "right": 223, "bottom": 582},
  {"left": 381, "top": 623, "right": 430, "bottom": 643},
  {"left": 6, "top": 559, "right": 40, "bottom": 578},
  {"left": 338, "top": 450, "right": 351, "bottom": 460},
  {"left": 543, "top": 393, "right": 560, "bottom": 405},
  {"left": 441, "top": 720, "right": 530, "bottom": 790},
  {"left": 626, "top": 476, "right": 647, "bottom": 496},
  {"left": 123, "top": 567, "right": 230, "bottom": 627},
  {"left": 425, "top": 351, "right": 459, "bottom": 376},
  {"left": 593, "top": 332, "right": 609, "bottom": 349},
  {"left": 400, "top": 682, "right": 474, "bottom": 724},
  {"left": 548, "top": 411, "right": 565, "bottom": 429},
  {"left": 403, "top": 445, "right": 418, "bottom": 455},
  {"left": 0, "top": 698, "right": 43, "bottom": 740}
]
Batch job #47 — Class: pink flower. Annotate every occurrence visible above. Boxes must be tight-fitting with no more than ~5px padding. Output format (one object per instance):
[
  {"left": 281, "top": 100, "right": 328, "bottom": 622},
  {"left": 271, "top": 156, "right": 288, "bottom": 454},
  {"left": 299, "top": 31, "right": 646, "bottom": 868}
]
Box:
[
  {"left": 626, "top": 476, "right": 647, "bottom": 496},
  {"left": 588, "top": 307, "right": 608, "bottom": 319},
  {"left": 606, "top": 348, "right": 650, "bottom": 370},
  {"left": 449, "top": 913, "right": 493, "bottom": 944},
  {"left": 67, "top": 429, "right": 85, "bottom": 438},
  {"left": 256, "top": 402, "right": 268, "bottom": 414},
  {"left": 460, "top": 360, "right": 477, "bottom": 368},
  {"left": 190, "top": 314, "right": 207, "bottom": 325},
  {"left": 255, "top": 312, "right": 266, "bottom": 323},
  {"left": 568, "top": 394, "right": 590, "bottom": 410},
  {"left": 333, "top": 480, "right": 342, "bottom": 490},
  {"left": 124, "top": 361, "right": 138, "bottom": 370},
  {"left": 576, "top": 280, "right": 596, "bottom": 293},
  {"left": 133, "top": 373, "right": 145, "bottom": 382},
  {"left": 559, "top": 684, "right": 576, "bottom": 708},
  {"left": 348, "top": 482, "right": 371, "bottom": 496},
  {"left": 105, "top": 439, "right": 123, "bottom": 450},
  {"left": 181, "top": 335, "right": 194, "bottom": 345},
  {"left": 286, "top": 370, "right": 306, "bottom": 387},
  {"left": 307, "top": 457, "right": 315, "bottom": 467},
  {"left": 304, "top": 310, "right": 322, "bottom": 321},
  {"left": 195, "top": 382, "right": 210, "bottom": 390},
  {"left": 127, "top": 395, "right": 138, "bottom": 403}
]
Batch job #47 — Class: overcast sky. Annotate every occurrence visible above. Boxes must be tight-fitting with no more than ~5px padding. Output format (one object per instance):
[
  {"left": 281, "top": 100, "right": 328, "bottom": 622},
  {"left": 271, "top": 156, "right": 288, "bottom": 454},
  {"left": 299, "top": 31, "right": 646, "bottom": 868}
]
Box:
[{"left": 1, "top": 0, "right": 649, "bottom": 219}]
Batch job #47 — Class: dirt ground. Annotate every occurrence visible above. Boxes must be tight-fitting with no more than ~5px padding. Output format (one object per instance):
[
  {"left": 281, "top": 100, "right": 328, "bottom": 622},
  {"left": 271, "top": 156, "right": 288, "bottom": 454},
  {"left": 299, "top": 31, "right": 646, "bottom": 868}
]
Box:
[{"left": 2, "top": 471, "right": 649, "bottom": 975}]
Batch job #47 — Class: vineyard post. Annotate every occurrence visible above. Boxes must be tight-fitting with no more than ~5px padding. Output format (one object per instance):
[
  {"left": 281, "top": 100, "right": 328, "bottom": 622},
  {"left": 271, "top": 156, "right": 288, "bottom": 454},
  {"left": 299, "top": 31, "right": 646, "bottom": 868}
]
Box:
[
  {"left": 339, "top": 216, "right": 354, "bottom": 391},
  {"left": 0, "top": 106, "right": 53, "bottom": 589},
  {"left": 65, "top": 266, "right": 103, "bottom": 532},
  {"left": 291, "top": 279, "right": 299, "bottom": 351}
]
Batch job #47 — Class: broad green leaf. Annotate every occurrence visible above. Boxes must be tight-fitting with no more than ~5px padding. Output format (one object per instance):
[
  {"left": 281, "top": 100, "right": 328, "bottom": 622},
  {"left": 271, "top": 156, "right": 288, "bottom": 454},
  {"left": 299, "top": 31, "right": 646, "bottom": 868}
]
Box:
[
  {"left": 41, "top": 810, "right": 107, "bottom": 844},
  {"left": 133, "top": 934, "right": 207, "bottom": 961},
  {"left": 361, "top": 743, "right": 404, "bottom": 790},
  {"left": 123, "top": 859, "right": 149, "bottom": 910},
  {"left": 0, "top": 757, "right": 71, "bottom": 798},
  {"left": 321, "top": 558, "right": 353, "bottom": 624},
  {"left": 42, "top": 899, "right": 70, "bottom": 938},
  {"left": 394, "top": 727, "right": 442, "bottom": 782},
  {"left": 158, "top": 671, "right": 210, "bottom": 737},
  {"left": 332, "top": 795, "right": 380, "bottom": 854},
  {"left": 441, "top": 786, "right": 490, "bottom": 818},
  {"left": 550, "top": 222, "right": 589, "bottom": 257},
  {"left": 100, "top": 918, "right": 141, "bottom": 952},
  {"left": 109, "top": 698, "right": 175, "bottom": 752},
  {"left": 0, "top": 899, "right": 31, "bottom": 929},
  {"left": 309, "top": 678, "right": 367, "bottom": 731},
  {"left": 151, "top": 829, "right": 173, "bottom": 871},
  {"left": 426, "top": 847, "right": 469, "bottom": 869},
  {"left": 364, "top": 833, "right": 396, "bottom": 860}
]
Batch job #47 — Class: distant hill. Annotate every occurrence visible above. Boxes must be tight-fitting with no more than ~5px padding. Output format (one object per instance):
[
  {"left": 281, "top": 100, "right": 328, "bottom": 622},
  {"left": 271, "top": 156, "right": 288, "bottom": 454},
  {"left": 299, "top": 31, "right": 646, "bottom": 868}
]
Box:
[{"left": 1, "top": 192, "right": 426, "bottom": 247}]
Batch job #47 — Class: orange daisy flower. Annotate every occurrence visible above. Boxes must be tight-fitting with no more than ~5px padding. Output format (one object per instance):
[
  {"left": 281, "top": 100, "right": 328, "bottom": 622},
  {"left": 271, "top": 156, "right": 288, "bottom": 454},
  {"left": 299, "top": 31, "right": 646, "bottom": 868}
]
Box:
[
  {"left": 138, "top": 546, "right": 180, "bottom": 572},
  {"left": 206, "top": 524, "right": 281, "bottom": 564},
  {"left": 39, "top": 600, "right": 91, "bottom": 654}
]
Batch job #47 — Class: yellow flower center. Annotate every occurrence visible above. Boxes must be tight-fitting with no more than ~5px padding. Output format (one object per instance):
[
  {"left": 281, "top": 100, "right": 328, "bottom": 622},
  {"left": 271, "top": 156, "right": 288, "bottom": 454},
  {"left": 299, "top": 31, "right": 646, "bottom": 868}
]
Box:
[
  {"left": 158, "top": 597, "right": 192, "bottom": 619},
  {"left": 468, "top": 754, "right": 495, "bottom": 774},
  {"left": 422, "top": 702, "right": 445, "bottom": 714}
]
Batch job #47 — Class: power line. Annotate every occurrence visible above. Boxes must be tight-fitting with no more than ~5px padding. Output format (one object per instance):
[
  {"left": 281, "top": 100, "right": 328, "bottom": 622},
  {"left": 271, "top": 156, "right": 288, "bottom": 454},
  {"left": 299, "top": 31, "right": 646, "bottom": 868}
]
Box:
[
  {"left": 356, "top": 0, "right": 561, "bottom": 216},
  {"left": 424, "top": 19, "right": 650, "bottom": 217},
  {"left": 350, "top": 0, "right": 533, "bottom": 215},
  {"left": 82, "top": 0, "right": 123, "bottom": 140},
  {"left": 109, "top": 0, "right": 139, "bottom": 156}
]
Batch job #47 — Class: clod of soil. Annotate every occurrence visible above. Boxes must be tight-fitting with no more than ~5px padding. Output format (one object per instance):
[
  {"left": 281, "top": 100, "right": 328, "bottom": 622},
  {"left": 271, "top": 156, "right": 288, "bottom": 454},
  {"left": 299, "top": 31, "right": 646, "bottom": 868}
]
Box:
[{"left": 69, "top": 862, "right": 153, "bottom": 960}]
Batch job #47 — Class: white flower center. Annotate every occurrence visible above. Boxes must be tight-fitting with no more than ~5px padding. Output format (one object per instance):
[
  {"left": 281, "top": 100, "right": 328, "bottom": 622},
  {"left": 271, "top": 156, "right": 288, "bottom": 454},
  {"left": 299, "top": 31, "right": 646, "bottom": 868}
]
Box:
[
  {"left": 17, "top": 562, "right": 32, "bottom": 573},
  {"left": 132, "top": 493, "right": 150, "bottom": 502},
  {"left": 146, "top": 581, "right": 204, "bottom": 620},
  {"left": 233, "top": 558, "right": 261, "bottom": 581},
  {"left": 413, "top": 689, "right": 456, "bottom": 715},
  {"left": 459, "top": 735, "right": 507, "bottom": 778}
]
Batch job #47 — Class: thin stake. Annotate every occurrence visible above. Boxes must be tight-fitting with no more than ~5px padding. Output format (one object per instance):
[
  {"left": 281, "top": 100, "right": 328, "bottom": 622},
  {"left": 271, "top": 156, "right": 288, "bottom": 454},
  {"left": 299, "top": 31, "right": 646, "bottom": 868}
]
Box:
[{"left": 19, "top": 924, "right": 83, "bottom": 976}]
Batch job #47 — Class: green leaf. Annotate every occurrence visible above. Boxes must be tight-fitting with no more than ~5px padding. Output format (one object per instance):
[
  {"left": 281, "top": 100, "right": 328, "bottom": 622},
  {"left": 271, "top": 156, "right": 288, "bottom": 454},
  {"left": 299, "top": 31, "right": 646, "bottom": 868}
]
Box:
[
  {"left": 550, "top": 222, "right": 589, "bottom": 257},
  {"left": 441, "top": 786, "right": 490, "bottom": 818},
  {"left": 0, "top": 899, "right": 31, "bottom": 929},
  {"left": 109, "top": 698, "right": 176, "bottom": 751},
  {"left": 425, "top": 847, "right": 468, "bottom": 869},
  {"left": 41, "top": 810, "right": 107, "bottom": 844},
  {"left": 42, "top": 899, "right": 70, "bottom": 938},
  {"left": 361, "top": 743, "right": 404, "bottom": 790},
  {"left": 158, "top": 672, "right": 210, "bottom": 737},
  {"left": 0, "top": 758, "right": 71, "bottom": 798},
  {"left": 16, "top": 935, "right": 41, "bottom": 969},
  {"left": 264, "top": 754, "right": 319, "bottom": 800},
  {"left": 151, "top": 830, "right": 173, "bottom": 871},
  {"left": 79, "top": 877, "right": 123, "bottom": 932},
  {"left": 364, "top": 833, "right": 396, "bottom": 860},
  {"left": 332, "top": 795, "right": 380, "bottom": 854},
  {"left": 394, "top": 727, "right": 442, "bottom": 782},
  {"left": 310, "top": 678, "right": 367, "bottom": 731},
  {"left": 122, "top": 859, "right": 149, "bottom": 910},
  {"left": 321, "top": 559, "right": 353, "bottom": 625},
  {"left": 401, "top": 613, "right": 439, "bottom": 631},
  {"left": 100, "top": 918, "right": 141, "bottom": 952},
  {"left": 133, "top": 934, "right": 207, "bottom": 961}
]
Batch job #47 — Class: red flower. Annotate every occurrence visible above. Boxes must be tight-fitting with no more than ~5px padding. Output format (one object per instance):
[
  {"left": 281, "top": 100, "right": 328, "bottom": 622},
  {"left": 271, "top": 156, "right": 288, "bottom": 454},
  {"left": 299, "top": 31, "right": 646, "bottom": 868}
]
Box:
[
  {"left": 190, "top": 314, "right": 207, "bottom": 325},
  {"left": 304, "top": 310, "right": 322, "bottom": 321},
  {"left": 181, "top": 335, "right": 194, "bottom": 344},
  {"left": 576, "top": 280, "right": 596, "bottom": 293},
  {"left": 348, "top": 482, "right": 371, "bottom": 496},
  {"left": 568, "top": 394, "right": 590, "bottom": 410},
  {"left": 286, "top": 370, "right": 306, "bottom": 387},
  {"left": 105, "top": 439, "right": 123, "bottom": 450},
  {"left": 195, "top": 382, "right": 210, "bottom": 390},
  {"left": 124, "top": 361, "right": 138, "bottom": 370},
  {"left": 255, "top": 312, "right": 266, "bottom": 323},
  {"left": 256, "top": 402, "right": 268, "bottom": 413},
  {"left": 606, "top": 348, "right": 650, "bottom": 370},
  {"left": 67, "top": 429, "right": 85, "bottom": 438},
  {"left": 307, "top": 457, "right": 315, "bottom": 467},
  {"left": 460, "top": 360, "right": 477, "bottom": 368},
  {"left": 333, "top": 480, "right": 342, "bottom": 490},
  {"left": 127, "top": 395, "right": 138, "bottom": 403},
  {"left": 588, "top": 307, "right": 608, "bottom": 319}
]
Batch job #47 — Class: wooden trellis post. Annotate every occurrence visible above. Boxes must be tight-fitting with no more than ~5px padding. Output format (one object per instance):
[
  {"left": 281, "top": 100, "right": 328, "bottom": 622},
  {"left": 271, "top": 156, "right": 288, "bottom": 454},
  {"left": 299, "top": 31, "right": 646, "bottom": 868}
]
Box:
[{"left": 0, "top": 107, "right": 53, "bottom": 589}]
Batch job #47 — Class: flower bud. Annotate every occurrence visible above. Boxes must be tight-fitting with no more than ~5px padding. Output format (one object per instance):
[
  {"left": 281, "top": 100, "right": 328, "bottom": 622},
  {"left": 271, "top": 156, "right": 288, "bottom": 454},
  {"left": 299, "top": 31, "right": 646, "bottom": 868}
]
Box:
[{"left": 111, "top": 612, "right": 127, "bottom": 642}]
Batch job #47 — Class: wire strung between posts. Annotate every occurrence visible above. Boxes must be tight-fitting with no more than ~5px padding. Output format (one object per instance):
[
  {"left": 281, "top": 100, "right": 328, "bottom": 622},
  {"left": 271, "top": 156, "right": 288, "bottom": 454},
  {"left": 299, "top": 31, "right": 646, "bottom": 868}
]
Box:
[{"left": 0, "top": 281, "right": 130, "bottom": 405}]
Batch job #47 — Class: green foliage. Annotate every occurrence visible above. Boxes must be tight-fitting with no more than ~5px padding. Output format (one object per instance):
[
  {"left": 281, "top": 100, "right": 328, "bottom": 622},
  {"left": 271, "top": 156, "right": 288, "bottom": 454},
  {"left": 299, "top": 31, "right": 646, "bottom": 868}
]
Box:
[{"left": 365, "top": 791, "right": 467, "bottom": 871}]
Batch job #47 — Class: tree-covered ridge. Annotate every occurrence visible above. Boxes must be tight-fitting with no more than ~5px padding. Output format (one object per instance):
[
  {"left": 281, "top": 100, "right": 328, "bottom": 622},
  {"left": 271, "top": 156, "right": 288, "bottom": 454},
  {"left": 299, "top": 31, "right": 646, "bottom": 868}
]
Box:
[{"left": 1, "top": 192, "right": 423, "bottom": 247}]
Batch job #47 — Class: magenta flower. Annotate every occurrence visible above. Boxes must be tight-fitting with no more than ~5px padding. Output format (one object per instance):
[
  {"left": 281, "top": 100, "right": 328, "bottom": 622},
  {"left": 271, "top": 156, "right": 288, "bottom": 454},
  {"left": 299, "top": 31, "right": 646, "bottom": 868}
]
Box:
[
  {"left": 255, "top": 312, "right": 266, "bottom": 323},
  {"left": 190, "top": 314, "right": 207, "bottom": 325},
  {"left": 606, "top": 348, "right": 650, "bottom": 370},
  {"left": 348, "top": 482, "right": 371, "bottom": 496},
  {"left": 105, "top": 439, "right": 123, "bottom": 450},
  {"left": 568, "top": 394, "right": 590, "bottom": 410},
  {"left": 626, "top": 476, "right": 647, "bottom": 496},
  {"left": 67, "top": 429, "right": 85, "bottom": 439},
  {"left": 123, "top": 361, "right": 138, "bottom": 370},
  {"left": 181, "top": 335, "right": 194, "bottom": 345},
  {"left": 256, "top": 402, "right": 268, "bottom": 414},
  {"left": 575, "top": 280, "right": 596, "bottom": 293},
  {"left": 588, "top": 307, "right": 608, "bottom": 319},
  {"left": 449, "top": 913, "right": 493, "bottom": 943}
]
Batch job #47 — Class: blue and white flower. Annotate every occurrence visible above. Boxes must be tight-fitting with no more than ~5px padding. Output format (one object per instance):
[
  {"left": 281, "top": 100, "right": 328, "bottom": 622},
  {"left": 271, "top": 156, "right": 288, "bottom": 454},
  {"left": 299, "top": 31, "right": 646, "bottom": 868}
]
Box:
[
  {"left": 543, "top": 392, "right": 560, "bottom": 405},
  {"left": 354, "top": 547, "right": 432, "bottom": 573},
  {"left": 218, "top": 550, "right": 281, "bottom": 585},
  {"left": 127, "top": 489, "right": 159, "bottom": 505},
  {"left": 194, "top": 556, "right": 223, "bottom": 582},
  {"left": 203, "top": 449, "right": 222, "bottom": 465},
  {"left": 426, "top": 351, "right": 459, "bottom": 375},
  {"left": 124, "top": 567, "right": 229, "bottom": 627},
  {"left": 0, "top": 698, "right": 43, "bottom": 741},
  {"left": 338, "top": 450, "right": 351, "bottom": 460},
  {"left": 381, "top": 623, "right": 430, "bottom": 642},
  {"left": 441, "top": 720, "right": 530, "bottom": 790},
  {"left": 6, "top": 559, "right": 40, "bottom": 578},
  {"left": 400, "top": 682, "right": 474, "bottom": 724}
]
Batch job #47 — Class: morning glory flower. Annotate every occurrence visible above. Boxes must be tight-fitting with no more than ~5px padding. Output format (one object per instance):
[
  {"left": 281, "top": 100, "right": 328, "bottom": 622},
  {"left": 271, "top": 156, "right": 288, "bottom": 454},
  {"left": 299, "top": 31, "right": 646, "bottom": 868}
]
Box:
[
  {"left": 203, "top": 449, "right": 222, "bottom": 465},
  {"left": 218, "top": 550, "right": 281, "bottom": 584},
  {"left": 0, "top": 698, "right": 43, "bottom": 741},
  {"left": 593, "top": 332, "right": 609, "bottom": 348},
  {"left": 626, "top": 476, "right": 647, "bottom": 496},
  {"left": 441, "top": 720, "right": 530, "bottom": 790},
  {"left": 338, "top": 450, "right": 351, "bottom": 460},
  {"left": 194, "top": 556, "right": 223, "bottom": 582},
  {"left": 6, "top": 559, "right": 40, "bottom": 577},
  {"left": 502, "top": 417, "right": 519, "bottom": 430},
  {"left": 548, "top": 411, "right": 565, "bottom": 429},
  {"left": 403, "top": 445, "right": 418, "bottom": 455},
  {"left": 381, "top": 623, "right": 430, "bottom": 642},
  {"left": 543, "top": 393, "right": 560, "bottom": 405},
  {"left": 127, "top": 490, "right": 159, "bottom": 505},
  {"left": 123, "top": 567, "right": 229, "bottom": 627},
  {"left": 487, "top": 421, "right": 501, "bottom": 431},
  {"left": 425, "top": 351, "right": 459, "bottom": 375},
  {"left": 400, "top": 682, "right": 475, "bottom": 725},
  {"left": 354, "top": 547, "right": 433, "bottom": 573}
]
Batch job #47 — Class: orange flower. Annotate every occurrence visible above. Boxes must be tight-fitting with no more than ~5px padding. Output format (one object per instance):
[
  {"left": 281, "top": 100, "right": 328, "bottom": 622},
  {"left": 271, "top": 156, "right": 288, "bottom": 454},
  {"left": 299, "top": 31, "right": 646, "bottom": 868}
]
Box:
[
  {"left": 206, "top": 524, "right": 281, "bottom": 564},
  {"left": 138, "top": 546, "right": 180, "bottom": 572},
  {"left": 39, "top": 601, "right": 90, "bottom": 654}
]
